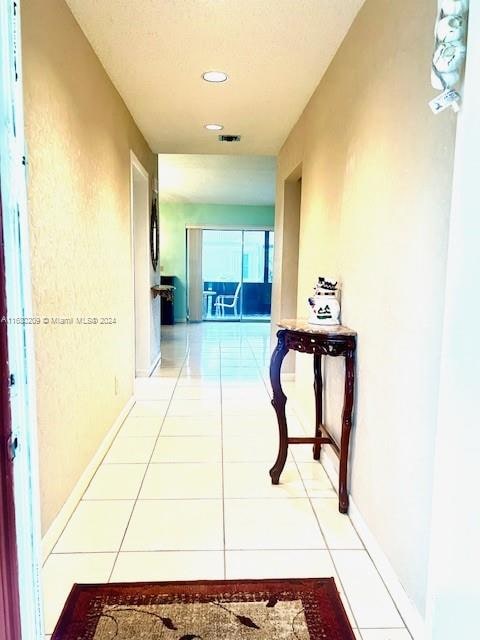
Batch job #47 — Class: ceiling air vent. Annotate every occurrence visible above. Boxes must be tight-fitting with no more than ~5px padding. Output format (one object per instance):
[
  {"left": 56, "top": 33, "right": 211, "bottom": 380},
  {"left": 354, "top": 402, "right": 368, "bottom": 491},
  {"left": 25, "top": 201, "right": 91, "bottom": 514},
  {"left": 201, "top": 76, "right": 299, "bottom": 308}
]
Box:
[{"left": 218, "top": 134, "right": 241, "bottom": 143}]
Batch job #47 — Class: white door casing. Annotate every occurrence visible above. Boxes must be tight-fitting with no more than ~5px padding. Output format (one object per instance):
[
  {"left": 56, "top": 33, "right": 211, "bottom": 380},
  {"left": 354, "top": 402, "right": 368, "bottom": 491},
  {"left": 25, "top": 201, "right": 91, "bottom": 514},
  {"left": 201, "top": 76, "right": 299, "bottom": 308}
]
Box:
[{"left": 0, "top": 0, "right": 44, "bottom": 638}]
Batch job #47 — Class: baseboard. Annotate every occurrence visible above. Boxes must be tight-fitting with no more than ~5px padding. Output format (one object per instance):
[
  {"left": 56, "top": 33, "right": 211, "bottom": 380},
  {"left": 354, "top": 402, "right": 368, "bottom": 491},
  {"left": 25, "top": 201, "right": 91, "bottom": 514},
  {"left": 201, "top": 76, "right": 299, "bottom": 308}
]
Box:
[
  {"left": 286, "top": 375, "right": 425, "bottom": 638},
  {"left": 40, "top": 396, "right": 135, "bottom": 563},
  {"left": 148, "top": 351, "right": 162, "bottom": 376},
  {"left": 320, "top": 449, "right": 426, "bottom": 640}
]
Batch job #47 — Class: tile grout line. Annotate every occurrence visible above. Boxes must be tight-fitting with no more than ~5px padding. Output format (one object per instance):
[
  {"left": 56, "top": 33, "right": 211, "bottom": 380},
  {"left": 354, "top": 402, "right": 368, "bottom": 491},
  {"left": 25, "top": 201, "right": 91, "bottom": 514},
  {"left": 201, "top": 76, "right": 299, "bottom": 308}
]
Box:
[
  {"left": 220, "top": 335, "right": 266, "bottom": 579},
  {"left": 289, "top": 444, "right": 364, "bottom": 636},
  {"left": 219, "top": 341, "right": 227, "bottom": 580},
  {"left": 270, "top": 355, "right": 411, "bottom": 635},
  {"left": 41, "top": 382, "right": 142, "bottom": 569},
  {"left": 334, "top": 498, "right": 414, "bottom": 638},
  {"left": 48, "top": 545, "right": 360, "bottom": 555},
  {"left": 292, "top": 404, "right": 412, "bottom": 636},
  {"left": 106, "top": 345, "right": 188, "bottom": 582}
]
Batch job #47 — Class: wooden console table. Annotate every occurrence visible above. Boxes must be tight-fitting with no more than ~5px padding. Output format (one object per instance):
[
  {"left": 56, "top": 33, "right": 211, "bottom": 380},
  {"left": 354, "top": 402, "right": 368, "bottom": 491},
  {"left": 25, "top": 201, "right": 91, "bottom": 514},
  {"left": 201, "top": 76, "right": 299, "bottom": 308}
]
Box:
[
  {"left": 269, "top": 319, "right": 357, "bottom": 513},
  {"left": 151, "top": 284, "right": 175, "bottom": 302}
]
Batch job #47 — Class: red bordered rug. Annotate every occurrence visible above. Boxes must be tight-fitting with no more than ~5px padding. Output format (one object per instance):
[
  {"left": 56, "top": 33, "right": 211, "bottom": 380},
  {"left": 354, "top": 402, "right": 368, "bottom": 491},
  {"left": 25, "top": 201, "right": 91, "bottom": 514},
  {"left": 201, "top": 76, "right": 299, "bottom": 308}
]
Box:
[{"left": 52, "top": 578, "right": 355, "bottom": 639}]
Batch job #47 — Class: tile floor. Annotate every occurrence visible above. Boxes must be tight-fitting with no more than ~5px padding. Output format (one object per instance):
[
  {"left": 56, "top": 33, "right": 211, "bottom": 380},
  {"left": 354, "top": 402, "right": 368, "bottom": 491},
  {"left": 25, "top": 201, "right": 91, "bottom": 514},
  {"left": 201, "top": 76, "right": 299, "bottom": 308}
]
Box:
[{"left": 42, "top": 322, "right": 412, "bottom": 640}]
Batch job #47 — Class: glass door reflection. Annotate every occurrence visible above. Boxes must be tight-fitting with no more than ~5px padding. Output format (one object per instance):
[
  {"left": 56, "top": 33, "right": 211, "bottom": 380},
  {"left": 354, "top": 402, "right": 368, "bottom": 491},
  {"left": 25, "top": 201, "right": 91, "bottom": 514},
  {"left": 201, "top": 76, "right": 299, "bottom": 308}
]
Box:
[
  {"left": 201, "top": 229, "right": 274, "bottom": 322},
  {"left": 202, "top": 230, "right": 243, "bottom": 321}
]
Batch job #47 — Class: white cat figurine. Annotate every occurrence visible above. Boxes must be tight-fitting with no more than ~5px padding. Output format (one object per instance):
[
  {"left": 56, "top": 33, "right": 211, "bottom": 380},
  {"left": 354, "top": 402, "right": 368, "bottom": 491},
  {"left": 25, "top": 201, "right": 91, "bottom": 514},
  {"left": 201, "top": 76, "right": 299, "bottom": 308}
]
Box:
[{"left": 308, "top": 277, "right": 341, "bottom": 326}]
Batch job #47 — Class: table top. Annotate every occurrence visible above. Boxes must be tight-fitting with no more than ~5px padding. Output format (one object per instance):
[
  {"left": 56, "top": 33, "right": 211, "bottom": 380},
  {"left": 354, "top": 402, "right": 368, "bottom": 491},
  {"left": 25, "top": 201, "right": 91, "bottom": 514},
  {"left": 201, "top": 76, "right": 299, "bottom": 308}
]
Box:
[
  {"left": 151, "top": 284, "right": 175, "bottom": 291},
  {"left": 278, "top": 318, "right": 356, "bottom": 337}
]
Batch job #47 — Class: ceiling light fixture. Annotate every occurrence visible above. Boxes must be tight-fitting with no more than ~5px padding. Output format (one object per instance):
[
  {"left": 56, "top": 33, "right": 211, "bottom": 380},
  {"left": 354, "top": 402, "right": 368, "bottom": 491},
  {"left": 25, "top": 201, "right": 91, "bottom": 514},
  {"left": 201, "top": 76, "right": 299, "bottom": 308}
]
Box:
[
  {"left": 202, "top": 70, "right": 228, "bottom": 83},
  {"left": 204, "top": 123, "right": 224, "bottom": 131}
]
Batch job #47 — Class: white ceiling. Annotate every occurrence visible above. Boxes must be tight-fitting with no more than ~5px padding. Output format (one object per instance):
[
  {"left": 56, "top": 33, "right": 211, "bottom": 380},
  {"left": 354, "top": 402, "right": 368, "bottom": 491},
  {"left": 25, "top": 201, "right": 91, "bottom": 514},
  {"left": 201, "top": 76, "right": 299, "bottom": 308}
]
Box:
[
  {"left": 65, "top": 0, "right": 364, "bottom": 155},
  {"left": 157, "top": 154, "right": 276, "bottom": 206}
]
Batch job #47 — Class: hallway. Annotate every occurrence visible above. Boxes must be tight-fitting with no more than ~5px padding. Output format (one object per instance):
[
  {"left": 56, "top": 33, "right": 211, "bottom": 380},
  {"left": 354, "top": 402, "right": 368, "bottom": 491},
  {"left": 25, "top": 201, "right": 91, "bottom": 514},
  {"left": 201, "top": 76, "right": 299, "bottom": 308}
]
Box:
[{"left": 43, "top": 323, "right": 409, "bottom": 640}]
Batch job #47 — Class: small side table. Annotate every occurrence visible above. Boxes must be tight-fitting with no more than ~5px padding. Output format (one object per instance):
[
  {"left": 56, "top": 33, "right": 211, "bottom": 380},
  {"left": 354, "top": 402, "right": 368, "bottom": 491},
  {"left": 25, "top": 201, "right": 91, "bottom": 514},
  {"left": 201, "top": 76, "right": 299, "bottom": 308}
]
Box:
[
  {"left": 203, "top": 290, "right": 217, "bottom": 319},
  {"left": 269, "top": 319, "right": 357, "bottom": 513}
]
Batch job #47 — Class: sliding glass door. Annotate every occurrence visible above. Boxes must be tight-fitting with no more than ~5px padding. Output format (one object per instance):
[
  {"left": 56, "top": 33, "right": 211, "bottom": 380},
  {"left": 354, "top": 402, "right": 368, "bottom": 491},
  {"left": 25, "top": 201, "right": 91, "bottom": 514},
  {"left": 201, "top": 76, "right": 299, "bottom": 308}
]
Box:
[
  {"left": 202, "top": 230, "right": 243, "bottom": 321},
  {"left": 201, "top": 229, "right": 274, "bottom": 321}
]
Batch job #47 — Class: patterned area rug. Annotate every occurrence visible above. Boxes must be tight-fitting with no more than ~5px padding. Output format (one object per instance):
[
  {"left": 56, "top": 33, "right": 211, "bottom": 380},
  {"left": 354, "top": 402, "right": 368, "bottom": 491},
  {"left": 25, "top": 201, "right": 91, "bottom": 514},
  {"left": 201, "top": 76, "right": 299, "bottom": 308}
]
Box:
[{"left": 52, "top": 578, "right": 355, "bottom": 640}]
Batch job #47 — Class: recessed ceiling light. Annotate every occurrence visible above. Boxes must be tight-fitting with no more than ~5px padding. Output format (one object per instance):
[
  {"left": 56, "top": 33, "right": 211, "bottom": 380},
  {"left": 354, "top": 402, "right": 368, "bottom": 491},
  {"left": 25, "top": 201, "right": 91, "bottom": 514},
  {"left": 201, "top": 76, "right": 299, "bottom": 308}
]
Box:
[
  {"left": 204, "top": 123, "right": 224, "bottom": 131},
  {"left": 202, "top": 70, "right": 228, "bottom": 83}
]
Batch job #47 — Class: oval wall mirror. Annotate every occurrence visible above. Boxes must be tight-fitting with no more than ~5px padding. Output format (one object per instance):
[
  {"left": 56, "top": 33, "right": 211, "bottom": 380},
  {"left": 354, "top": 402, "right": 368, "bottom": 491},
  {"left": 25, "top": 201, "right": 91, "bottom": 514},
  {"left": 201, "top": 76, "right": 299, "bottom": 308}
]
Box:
[{"left": 150, "top": 197, "right": 159, "bottom": 271}]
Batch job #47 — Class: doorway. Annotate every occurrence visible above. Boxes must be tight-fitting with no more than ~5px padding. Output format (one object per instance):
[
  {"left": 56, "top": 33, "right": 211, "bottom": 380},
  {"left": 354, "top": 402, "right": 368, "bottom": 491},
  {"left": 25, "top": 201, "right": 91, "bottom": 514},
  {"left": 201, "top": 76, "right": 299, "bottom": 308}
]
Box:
[
  {"left": 131, "top": 153, "right": 159, "bottom": 377},
  {"left": 188, "top": 227, "right": 274, "bottom": 322}
]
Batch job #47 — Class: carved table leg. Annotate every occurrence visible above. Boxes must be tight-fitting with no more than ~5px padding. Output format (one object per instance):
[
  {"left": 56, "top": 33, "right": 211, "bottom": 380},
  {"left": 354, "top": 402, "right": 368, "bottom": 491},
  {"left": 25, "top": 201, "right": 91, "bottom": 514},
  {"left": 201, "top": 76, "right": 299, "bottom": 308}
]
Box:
[
  {"left": 269, "top": 330, "right": 289, "bottom": 485},
  {"left": 313, "top": 354, "right": 323, "bottom": 460},
  {"left": 339, "top": 349, "right": 355, "bottom": 513}
]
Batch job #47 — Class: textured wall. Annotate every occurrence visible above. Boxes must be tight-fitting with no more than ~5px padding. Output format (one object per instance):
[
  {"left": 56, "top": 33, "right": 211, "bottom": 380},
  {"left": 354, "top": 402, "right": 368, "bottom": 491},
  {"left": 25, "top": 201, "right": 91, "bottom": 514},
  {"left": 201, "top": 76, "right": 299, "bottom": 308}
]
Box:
[
  {"left": 159, "top": 203, "right": 274, "bottom": 321},
  {"left": 272, "top": 0, "right": 456, "bottom": 618},
  {"left": 22, "top": 0, "right": 157, "bottom": 533}
]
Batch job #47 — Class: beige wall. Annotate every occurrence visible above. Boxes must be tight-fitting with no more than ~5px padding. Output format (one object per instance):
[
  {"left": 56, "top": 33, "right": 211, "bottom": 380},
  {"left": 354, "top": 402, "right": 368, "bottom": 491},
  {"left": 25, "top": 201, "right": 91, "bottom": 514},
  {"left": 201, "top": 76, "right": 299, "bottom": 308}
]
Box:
[
  {"left": 22, "top": 0, "right": 157, "bottom": 532},
  {"left": 273, "top": 0, "right": 456, "bottom": 618}
]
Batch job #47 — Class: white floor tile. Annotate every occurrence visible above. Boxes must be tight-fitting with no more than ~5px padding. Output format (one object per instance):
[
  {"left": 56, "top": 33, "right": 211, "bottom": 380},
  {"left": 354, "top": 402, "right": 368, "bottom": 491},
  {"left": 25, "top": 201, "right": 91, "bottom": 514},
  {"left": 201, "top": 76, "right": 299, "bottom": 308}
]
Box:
[
  {"left": 134, "top": 378, "right": 176, "bottom": 400},
  {"left": 182, "top": 367, "right": 220, "bottom": 378},
  {"left": 221, "top": 369, "right": 263, "bottom": 380},
  {"left": 222, "top": 415, "right": 278, "bottom": 438},
  {"left": 222, "top": 401, "right": 275, "bottom": 415},
  {"left": 292, "top": 443, "right": 323, "bottom": 462},
  {"left": 129, "top": 400, "right": 170, "bottom": 417},
  {"left": 360, "top": 631, "right": 411, "bottom": 640},
  {"left": 226, "top": 549, "right": 337, "bottom": 580},
  {"left": 139, "top": 463, "right": 223, "bottom": 499},
  {"left": 331, "top": 551, "right": 404, "bottom": 629},
  {"left": 110, "top": 551, "right": 224, "bottom": 582},
  {"left": 152, "top": 436, "right": 222, "bottom": 463},
  {"left": 83, "top": 464, "right": 146, "bottom": 500},
  {"left": 177, "top": 377, "right": 220, "bottom": 388},
  {"left": 122, "top": 499, "right": 224, "bottom": 551},
  {"left": 54, "top": 500, "right": 134, "bottom": 552},
  {"left": 221, "top": 360, "right": 258, "bottom": 369},
  {"left": 221, "top": 389, "right": 270, "bottom": 402},
  {"left": 41, "top": 323, "right": 408, "bottom": 637},
  {"left": 160, "top": 416, "right": 221, "bottom": 437},
  {"left": 223, "top": 462, "right": 306, "bottom": 499},
  {"left": 118, "top": 416, "right": 163, "bottom": 437},
  {"left": 103, "top": 437, "right": 156, "bottom": 463},
  {"left": 221, "top": 380, "right": 265, "bottom": 389},
  {"left": 312, "top": 498, "right": 364, "bottom": 549},
  {"left": 42, "top": 553, "right": 115, "bottom": 634},
  {"left": 224, "top": 498, "right": 326, "bottom": 550},
  {"left": 173, "top": 387, "right": 221, "bottom": 401},
  {"left": 223, "top": 435, "right": 282, "bottom": 462},
  {"left": 168, "top": 398, "right": 220, "bottom": 417},
  {"left": 222, "top": 413, "right": 304, "bottom": 437},
  {"left": 297, "top": 462, "right": 336, "bottom": 498}
]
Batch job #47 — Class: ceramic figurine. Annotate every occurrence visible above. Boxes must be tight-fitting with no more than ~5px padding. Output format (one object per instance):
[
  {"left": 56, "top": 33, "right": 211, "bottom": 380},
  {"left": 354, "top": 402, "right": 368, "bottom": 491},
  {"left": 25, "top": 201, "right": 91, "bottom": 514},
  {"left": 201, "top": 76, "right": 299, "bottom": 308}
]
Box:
[
  {"left": 430, "top": 0, "right": 469, "bottom": 99},
  {"left": 308, "top": 277, "right": 341, "bottom": 326}
]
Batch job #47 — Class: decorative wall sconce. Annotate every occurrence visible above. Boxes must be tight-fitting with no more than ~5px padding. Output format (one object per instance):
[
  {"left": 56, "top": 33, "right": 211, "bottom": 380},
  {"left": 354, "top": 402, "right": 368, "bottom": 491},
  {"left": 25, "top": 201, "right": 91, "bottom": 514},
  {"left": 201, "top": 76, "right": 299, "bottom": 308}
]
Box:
[{"left": 429, "top": 0, "right": 469, "bottom": 114}]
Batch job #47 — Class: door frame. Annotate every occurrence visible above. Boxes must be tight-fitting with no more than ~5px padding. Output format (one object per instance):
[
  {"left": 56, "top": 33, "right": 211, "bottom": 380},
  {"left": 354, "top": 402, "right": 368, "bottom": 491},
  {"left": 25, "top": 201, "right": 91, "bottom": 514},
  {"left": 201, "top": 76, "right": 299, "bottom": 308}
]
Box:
[
  {"left": 0, "top": 1, "right": 44, "bottom": 638},
  {"left": 0, "top": 190, "right": 22, "bottom": 640},
  {"left": 187, "top": 225, "right": 274, "bottom": 322},
  {"left": 130, "top": 151, "right": 152, "bottom": 377}
]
